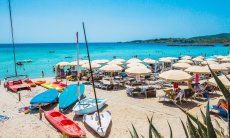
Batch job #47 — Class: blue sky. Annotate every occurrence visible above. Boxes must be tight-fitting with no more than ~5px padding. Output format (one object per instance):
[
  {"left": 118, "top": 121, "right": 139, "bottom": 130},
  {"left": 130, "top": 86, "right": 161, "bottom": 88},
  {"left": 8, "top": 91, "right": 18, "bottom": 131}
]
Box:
[{"left": 0, "top": 0, "right": 230, "bottom": 43}]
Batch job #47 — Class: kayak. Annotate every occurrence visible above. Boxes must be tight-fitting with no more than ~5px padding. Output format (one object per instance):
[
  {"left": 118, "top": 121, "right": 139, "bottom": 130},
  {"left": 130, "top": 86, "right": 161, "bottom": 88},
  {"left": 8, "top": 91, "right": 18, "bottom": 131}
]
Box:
[
  {"left": 30, "top": 89, "right": 59, "bottom": 106},
  {"left": 83, "top": 111, "right": 111, "bottom": 137},
  {"left": 59, "top": 84, "right": 85, "bottom": 111},
  {"left": 44, "top": 110, "right": 85, "bottom": 137},
  {"left": 73, "top": 98, "right": 106, "bottom": 115}
]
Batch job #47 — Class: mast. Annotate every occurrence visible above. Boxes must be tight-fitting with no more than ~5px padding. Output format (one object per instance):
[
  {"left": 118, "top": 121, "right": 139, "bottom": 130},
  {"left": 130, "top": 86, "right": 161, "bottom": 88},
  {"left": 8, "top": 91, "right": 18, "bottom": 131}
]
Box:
[
  {"left": 82, "top": 22, "right": 102, "bottom": 127},
  {"left": 8, "top": 0, "right": 17, "bottom": 76}
]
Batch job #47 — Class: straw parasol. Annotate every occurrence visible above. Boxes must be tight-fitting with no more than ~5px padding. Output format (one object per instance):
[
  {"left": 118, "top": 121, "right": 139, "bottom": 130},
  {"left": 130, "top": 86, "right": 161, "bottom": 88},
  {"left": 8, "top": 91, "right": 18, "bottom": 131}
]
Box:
[
  {"left": 172, "top": 63, "right": 191, "bottom": 69},
  {"left": 206, "top": 64, "right": 228, "bottom": 71},
  {"left": 201, "top": 60, "right": 218, "bottom": 65},
  {"left": 185, "top": 66, "right": 211, "bottom": 74},
  {"left": 196, "top": 56, "right": 205, "bottom": 59},
  {"left": 56, "top": 62, "right": 69, "bottom": 67},
  {"left": 107, "top": 60, "right": 123, "bottom": 65},
  {"left": 125, "top": 66, "right": 151, "bottom": 75},
  {"left": 92, "top": 59, "right": 109, "bottom": 64},
  {"left": 69, "top": 60, "right": 87, "bottom": 66},
  {"left": 100, "top": 64, "right": 122, "bottom": 72},
  {"left": 220, "top": 63, "right": 230, "bottom": 69},
  {"left": 159, "top": 70, "right": 192, "bottom": 82},
  {"left": 112, "top": 58, "right": 125, "bottom": 63},
  {"left": 159, "top": 58, "right": 172, "bottom": 63},
  {"left": 143, "top": 58, "right": 156, "bottom": 64},
  {"left": 192, "top": 57, "right": 204, "bottom": 62},
  {"left": 82, "top": 62, "right": 101, "bottom": 69},
  {"left": 208, "top": 75, "right": 230, "bottom": 89},
  {"left": 126, "top": 58, "right": 142, "bottom": 64},
  {"left": 181, "top": 56, "right": 192, "bottom": 60},
  {"left": 178, "top": 59, "right": 194, "bottom": 64},
  {"left": 221, "top": 58, "right": 230, "bottom": 62},
  {"left": 126, "top": 63, "right": 146, "bottom": 68}
]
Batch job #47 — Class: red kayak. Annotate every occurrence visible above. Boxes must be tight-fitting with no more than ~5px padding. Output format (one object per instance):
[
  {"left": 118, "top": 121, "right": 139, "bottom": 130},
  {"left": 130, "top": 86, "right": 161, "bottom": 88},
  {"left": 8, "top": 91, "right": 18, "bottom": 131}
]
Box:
[{"left": 44, "top": 110, "right": 86, "bottom": 137}]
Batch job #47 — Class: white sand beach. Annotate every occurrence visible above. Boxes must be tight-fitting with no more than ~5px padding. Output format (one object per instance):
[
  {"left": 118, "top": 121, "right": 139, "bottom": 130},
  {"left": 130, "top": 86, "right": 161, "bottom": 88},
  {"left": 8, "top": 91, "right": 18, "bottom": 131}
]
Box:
[{"left": 0, "top": 77, "right": 227, "bottom": 138}]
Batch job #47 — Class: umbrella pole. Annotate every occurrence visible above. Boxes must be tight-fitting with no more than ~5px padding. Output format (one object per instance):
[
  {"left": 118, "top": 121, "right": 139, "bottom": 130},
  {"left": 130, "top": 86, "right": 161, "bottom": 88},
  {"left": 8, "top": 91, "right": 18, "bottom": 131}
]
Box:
[{"left": 76, "top": 32, "right": 81, "bottom": 103}]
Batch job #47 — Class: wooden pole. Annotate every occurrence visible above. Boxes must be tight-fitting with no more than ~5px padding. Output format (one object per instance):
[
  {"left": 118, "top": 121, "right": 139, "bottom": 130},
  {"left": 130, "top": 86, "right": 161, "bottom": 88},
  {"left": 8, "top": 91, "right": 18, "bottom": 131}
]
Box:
[
  {"left": 39, "top": 104, "right": 42, "bottom": 120},
  {"left": 18, "top": 92, "right": 21, "bottom": 101}
]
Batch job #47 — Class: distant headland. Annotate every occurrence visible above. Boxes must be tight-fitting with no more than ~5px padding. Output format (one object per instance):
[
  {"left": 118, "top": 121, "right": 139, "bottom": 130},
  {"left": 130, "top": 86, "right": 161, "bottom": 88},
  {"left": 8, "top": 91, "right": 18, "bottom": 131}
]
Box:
[{"left": 125, "top": 33, "right": 230, "bottom": 46}]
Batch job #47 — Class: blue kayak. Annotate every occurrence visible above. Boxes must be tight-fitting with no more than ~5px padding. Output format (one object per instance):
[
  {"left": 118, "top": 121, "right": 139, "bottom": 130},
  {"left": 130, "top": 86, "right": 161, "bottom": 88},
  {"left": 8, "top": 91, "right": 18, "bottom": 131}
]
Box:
[
  {"left": 30, "top": 89, "right": 59, "bottom": 106},
  {"left": 59, "top": 84, "right": 85, "bottom": 110}
]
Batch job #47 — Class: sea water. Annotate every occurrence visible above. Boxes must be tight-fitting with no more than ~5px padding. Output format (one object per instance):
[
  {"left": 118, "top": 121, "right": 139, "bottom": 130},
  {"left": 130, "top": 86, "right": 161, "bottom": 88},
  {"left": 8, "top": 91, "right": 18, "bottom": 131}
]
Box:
[{"left": 0, "top": 43, "right": 229, "bottom": 79}]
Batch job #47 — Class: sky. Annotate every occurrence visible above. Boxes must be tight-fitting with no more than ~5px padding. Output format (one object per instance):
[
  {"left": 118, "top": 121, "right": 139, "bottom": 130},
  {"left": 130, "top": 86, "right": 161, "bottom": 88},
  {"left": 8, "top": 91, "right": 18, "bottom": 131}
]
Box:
[{"left": 0, "top": 0, "right": 230, "bottom": 43}]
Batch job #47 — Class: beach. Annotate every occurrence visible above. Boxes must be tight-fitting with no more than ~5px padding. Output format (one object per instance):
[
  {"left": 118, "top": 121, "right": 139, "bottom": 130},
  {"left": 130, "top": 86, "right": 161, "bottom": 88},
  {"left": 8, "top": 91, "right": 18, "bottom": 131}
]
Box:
[{"left": 0, "top": 77, "right": 227, "bottom": 138}]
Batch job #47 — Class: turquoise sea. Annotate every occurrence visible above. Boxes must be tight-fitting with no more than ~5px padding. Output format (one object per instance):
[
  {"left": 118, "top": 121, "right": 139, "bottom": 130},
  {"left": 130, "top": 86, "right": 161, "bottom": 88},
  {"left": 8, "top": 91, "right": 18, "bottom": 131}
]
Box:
[{"left": 0, "top": 43, "right": 229, "bottom": 79}]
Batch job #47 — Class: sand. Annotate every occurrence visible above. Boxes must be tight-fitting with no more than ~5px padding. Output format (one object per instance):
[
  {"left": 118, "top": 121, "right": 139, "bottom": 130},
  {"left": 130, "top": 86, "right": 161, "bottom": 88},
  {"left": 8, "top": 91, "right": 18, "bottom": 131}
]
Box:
[{"left": 0, "top": 77, "right": 228, "bottom": 138}]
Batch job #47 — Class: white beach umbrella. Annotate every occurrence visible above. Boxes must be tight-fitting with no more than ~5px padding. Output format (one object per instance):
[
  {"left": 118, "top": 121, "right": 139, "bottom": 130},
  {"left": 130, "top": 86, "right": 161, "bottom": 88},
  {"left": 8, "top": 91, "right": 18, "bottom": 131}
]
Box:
[
  {"left": 178, "top": 59, "right": 194, "bottom": 64},
  {"left": 82, "top": 62, "right": 101, "bottom": 69},
  {"left": 201, "top": 60, "right": 218, "bottom": 65},
  {"left": 143, "top": 58, "right": 156, "bottom": 64},
  {"left": 100, "top": 64, "right": 123, "bottom": 72},
  {"left": 208, "top": 75, "right": 230, "bottom": 89},
  {"left": 182, "top": 56, "right": 192, "bottom": 60},
  {"left": 220, "top": 63, "right": 230, "bottom": 69},
  {"left": 112, "top": 58, "right": 125, "bottom": 63},
  {"left": 126, "top": 58, "right": 142, "bottom": 64},
  {"left": 172, "top": 63, "right": 191, "bottom": 69},
  {"left": 56, "top": 62, "right": 70, "bottom": 67},
  {"left": 215, "top": 55, "right": 225, "bottom": 60},
  {"left": 125, "top": 66, "right": 151, "bottom": 75},
  {"left": 159, "top": 70, "right": 192, "bottom": 82},
  {"left": 185, "top": 66, "right": 211, "bottom": 74},
  {"left": 92, "top": 59, "right": 109, "bottom": 64},
  {"left": 127, "top": 63, "right": 146, "bottom": 68}
]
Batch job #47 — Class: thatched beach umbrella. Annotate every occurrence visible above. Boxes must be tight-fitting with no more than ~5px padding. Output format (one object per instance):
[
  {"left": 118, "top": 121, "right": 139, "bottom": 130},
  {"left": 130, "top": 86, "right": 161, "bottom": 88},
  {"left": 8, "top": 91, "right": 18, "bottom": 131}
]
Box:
[
  {"left": 143, "top": 58, "right": 156, "bottom": 64},
  {"left": 125, "top": 66, "right": 151, "bottom": 75},
  {"left": 159, "top": 58, "right": 171, "bottom": 63},
  {"left": 69, "top": 60, "right": 87, "bottom": 66},
  {"left": 196, "top": 56, "right": 205, "bottom": 59},
  {"left": 56, "top": 62, "right": 70, "bottom": 67},
  {"left": 185, "top": 66, "right": 211, "bottom": 74},
  {"left": 193, "top": 57, "right": 204, "bottom": 62},
  {"left": 220, "top": 63, "right": 230, "bottom": 69},
  {"left": 127, "top": 63, "right": 146, "bottom": 68},
  {"left": 178, "top": 59, "right": 194, "bottom": 64},
  {"left": 221, "top": 58, "right": 230, "bottom": 63},
  {"left": 159, "top": 70, "right": 192, "bottom": 82},
  {"left": 82, "top": 62, "right": 101, "bottom": 69},
  {"left": 112, "top": 58, "right": 125, "bottom": 63},
  {"left": 107, "top": 60, "right": 123, "bottom": 65},
  {"left": 172, "top": 63, "right": 191, "bottom": 69},
  {"left": 100, "top": 64, "right": 122, "bottom": 72},
  {"left": 126, "top": 58, "right": 142, "bottom": 64},
  {"left": 206, "top": 64, "right": 228, "bottom": 71},
  {"left": 201, "top": 60, "right": 218, "bottom": 65},
  {"left": 182, "top": 56, "right": 192, "bottom": 60},
  {"left": 208, "top": 75, "right": 230, "bottom": 89},
  {"left": 92, "top": 59, "right": 109, "bottom": 64}
]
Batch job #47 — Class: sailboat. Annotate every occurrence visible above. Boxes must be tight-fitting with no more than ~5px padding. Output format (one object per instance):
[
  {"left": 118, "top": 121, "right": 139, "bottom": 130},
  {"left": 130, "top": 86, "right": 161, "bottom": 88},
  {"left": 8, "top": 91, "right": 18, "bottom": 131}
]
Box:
[
  {"left": 72, "top": 32, "right": 106, "bottom": 116},
  {"left": 78, "top": 23, "right": 111, "bottom": 137}
]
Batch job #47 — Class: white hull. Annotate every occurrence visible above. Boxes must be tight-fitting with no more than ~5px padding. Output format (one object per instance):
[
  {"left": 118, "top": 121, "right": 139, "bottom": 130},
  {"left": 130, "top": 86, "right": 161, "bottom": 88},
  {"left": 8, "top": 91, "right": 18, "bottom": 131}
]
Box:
[
  {"left": 83, "top": 111, "right": 111, "bottom": 137},
  {"left": 73, "top": 98, "right": 106, "bottom": 115}
]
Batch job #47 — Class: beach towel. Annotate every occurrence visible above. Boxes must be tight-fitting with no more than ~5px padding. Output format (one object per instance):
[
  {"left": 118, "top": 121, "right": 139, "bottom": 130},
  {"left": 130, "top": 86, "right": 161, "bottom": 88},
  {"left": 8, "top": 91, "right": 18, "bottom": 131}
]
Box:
[{"left": 205, "top": 104, "right": 228, "bottom": 118}]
